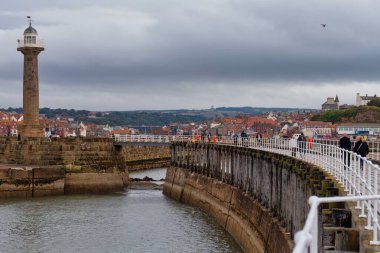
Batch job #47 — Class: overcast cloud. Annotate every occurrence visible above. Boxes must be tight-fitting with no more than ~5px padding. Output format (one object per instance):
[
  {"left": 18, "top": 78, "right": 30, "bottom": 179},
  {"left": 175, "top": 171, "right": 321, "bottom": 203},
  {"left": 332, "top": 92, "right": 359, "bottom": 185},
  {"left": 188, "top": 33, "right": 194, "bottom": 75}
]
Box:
[{"left": 0, "top": 0, "right": 380, "bottom": 110}]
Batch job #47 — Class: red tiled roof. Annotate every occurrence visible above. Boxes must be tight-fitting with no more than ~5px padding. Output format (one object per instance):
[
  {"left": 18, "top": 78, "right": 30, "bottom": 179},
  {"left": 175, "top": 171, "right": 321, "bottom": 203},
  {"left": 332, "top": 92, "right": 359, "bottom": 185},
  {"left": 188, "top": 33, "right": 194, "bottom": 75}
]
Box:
[{"left": 112, "top": 129, "right": 131, "bottom": 135}]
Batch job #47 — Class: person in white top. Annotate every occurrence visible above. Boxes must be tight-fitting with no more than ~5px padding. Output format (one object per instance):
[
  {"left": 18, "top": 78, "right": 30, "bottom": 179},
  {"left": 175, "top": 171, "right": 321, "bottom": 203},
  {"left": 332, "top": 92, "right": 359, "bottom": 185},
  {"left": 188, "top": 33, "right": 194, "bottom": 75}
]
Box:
[{"left": 289, "top": 135, "right": 298, "bottom": 157}]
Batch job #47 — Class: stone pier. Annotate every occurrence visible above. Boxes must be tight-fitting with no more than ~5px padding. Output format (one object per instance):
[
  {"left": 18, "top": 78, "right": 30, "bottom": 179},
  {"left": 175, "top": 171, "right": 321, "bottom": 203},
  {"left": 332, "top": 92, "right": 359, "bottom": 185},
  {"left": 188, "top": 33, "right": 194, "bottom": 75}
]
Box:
[
  {"left": 164, "top": 142, "right": 362, "bottom": 253},
  {"left": 0, "top": 137, "right": 170, "bottom": 196}
]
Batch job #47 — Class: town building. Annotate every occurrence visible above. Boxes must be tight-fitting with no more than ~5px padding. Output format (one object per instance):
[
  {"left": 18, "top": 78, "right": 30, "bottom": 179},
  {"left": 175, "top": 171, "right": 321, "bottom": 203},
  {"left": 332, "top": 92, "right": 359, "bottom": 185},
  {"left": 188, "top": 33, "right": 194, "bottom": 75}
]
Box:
[
  {"left": 322, "top": 95, "right": 339, "bottom": 111},
  {"left": 337, "top": 123, "right": 380, "bottom": 137},
  {"left": 66, "top": 122, "right": 87, "bottom": 137},
  {"left": 151, "top": 126, "right": 171, "bottom": 135},
  {"left": 0, "top": 121, "right": 19, "bottom": 137},
  {"left": 300, "top": 121, "right": 336, "bottom": 138},
  {"left": 356, "top": 93, "right": 378, "bottom": 106}
]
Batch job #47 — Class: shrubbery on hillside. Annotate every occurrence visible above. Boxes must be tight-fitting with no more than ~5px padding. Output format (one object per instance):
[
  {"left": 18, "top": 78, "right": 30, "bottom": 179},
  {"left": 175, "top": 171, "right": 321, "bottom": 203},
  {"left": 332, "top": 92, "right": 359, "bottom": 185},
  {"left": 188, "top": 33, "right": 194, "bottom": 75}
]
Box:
[
  {"left": 368, "top": 98, "right": 380, "bottom": 108},
  {"left": 314, "top": 106, "right": 380, "bottom": 123}
]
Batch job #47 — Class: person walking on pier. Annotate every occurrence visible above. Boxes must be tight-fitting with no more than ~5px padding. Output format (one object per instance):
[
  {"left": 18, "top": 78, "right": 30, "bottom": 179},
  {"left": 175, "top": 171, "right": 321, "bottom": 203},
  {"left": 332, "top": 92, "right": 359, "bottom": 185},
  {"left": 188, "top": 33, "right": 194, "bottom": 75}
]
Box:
[
  {"left": 289, "top": 135, "right": 297, "bottom": 157},
  {"left": 241, "top": 131, "right": 248, "bottom": 147},
  {"left": 297, "top": 133, "right": 307, "bottom": 157},
  {"left": 256, "top": 132, "right": 262, "bottom": 141},
  {"left": 201, "top": 132, "right": 205, "bottom": 143},
  {"left": 307, "top": 136, "right": 313, "bottom": 149},
  {"left": 353, "top": 136, "right": 369, "bottom": 169},
  {"left": 339, "top": 133, "right": 352, "bottom": 168},
  {"left": 233, "top": 133, "right": 239, "bottom": 146}
]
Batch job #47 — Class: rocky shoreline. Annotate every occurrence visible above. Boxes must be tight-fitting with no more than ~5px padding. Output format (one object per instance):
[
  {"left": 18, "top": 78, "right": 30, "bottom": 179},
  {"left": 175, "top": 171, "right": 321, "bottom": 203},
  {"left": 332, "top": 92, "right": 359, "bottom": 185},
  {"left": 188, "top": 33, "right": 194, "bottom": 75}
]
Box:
[{"left": 128, "top": 176, "right": 164, "bottom": 190}]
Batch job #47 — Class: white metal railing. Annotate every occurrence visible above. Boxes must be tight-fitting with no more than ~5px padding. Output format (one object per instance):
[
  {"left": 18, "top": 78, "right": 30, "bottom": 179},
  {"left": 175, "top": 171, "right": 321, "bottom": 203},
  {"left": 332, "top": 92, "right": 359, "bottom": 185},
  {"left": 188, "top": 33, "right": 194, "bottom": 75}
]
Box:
[
  {"left": 218, "top": 137, "right": 380, "bottom": 252},
  {"left": 293, "top": 195, "right": 380, "bottom": 253},
  {"left": 113, "top": 135, "right": 380, "bottom": 162},
  {"left": 314, "top": 138, "right": 380, "bottom": 163},
  {"left": 112, "top": 134, "right": 192, "bottom": 143}
]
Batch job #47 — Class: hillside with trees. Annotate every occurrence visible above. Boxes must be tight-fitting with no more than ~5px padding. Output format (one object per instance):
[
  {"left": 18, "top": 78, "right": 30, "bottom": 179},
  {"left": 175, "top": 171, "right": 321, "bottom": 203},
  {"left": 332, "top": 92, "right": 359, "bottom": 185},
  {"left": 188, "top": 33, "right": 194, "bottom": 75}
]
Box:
[
  {"left": 312, "top": 106, "right": 380, "bottom": 123},
  {"left": 368, "top": 98, "right": 380, "bottom": 108},
  {"left": 1, "top": 106, "right": 313, "bottom": 126}
]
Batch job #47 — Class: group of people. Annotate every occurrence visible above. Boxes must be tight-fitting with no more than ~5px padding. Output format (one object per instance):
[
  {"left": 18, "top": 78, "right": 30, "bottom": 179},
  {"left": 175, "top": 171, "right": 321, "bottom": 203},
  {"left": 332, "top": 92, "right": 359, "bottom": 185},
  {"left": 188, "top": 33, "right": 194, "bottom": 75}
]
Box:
[
  {"left": 289, "top": 133, "right": 311, "bottom": 157},
  {"left": 339, "top": 133, "right": 369, "bottom": 168},
  {"left": 192, "top": 131, "right": 264, "bottom": 145},
  {"left": 232, "top": 131, "right": 263, "bottom": 146},
  {"left": 193, "top": 132, "right": 216, "bottom": 143},
  {"left": 193, "top": 131, "right": 370, "bottom": 168},
  {"left": 289, "top": 132, "right": 370, "bottom": 168}
]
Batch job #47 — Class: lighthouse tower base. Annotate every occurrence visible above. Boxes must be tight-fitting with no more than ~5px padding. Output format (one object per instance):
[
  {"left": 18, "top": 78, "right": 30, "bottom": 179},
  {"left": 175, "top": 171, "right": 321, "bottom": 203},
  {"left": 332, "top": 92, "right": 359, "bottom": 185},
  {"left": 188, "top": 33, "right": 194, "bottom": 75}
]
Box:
[{"left": 18, "top": 124, "right": 44, "bottom": 138}]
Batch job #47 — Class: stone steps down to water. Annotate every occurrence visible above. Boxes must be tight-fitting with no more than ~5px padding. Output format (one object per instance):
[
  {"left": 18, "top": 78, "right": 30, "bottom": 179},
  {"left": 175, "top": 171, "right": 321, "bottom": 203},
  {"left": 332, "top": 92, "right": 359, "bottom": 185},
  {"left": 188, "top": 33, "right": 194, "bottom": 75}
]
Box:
[{"left": 322, "top": 209, "right": 359, "bottom": 252}]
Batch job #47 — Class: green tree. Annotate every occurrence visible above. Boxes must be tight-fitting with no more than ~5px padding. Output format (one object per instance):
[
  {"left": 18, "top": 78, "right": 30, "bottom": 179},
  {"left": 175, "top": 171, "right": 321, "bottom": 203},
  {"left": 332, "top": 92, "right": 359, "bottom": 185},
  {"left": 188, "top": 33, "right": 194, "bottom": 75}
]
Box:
[
  {"left": 316, "top": 107, "right": 359, "bottom": 123},
  {"left": 368, "top": 98, "right": 380, "bottom": 108}
]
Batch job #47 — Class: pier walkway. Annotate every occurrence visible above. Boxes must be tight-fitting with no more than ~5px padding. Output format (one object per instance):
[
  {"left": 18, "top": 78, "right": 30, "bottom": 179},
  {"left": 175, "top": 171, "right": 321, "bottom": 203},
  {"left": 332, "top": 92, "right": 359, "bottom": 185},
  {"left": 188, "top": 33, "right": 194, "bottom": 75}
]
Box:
[{"left": 113, "top": 134, "right": 380, "bottom": 252}]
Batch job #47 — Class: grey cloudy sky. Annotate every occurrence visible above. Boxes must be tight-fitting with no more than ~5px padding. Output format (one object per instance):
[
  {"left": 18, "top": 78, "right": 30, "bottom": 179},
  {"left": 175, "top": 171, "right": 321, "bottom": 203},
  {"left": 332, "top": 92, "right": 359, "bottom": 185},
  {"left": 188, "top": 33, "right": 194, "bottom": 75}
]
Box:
[{"left": 0, "top": 0, "right": 379, "bottom": 110}]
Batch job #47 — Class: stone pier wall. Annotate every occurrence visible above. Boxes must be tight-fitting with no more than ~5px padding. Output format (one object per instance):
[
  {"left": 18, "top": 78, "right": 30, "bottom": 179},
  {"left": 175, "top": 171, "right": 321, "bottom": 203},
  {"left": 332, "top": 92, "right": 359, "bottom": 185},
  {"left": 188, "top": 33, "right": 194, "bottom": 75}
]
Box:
[
  {"left": 164, "top": 167, "right": 293, "bottom": 253},
  {"left": 0, "top": 137, "right": 124, "bottom": 170},
  {"left": 119, "top": 145, "right": 170, "bottom": 171},
  {"left": 0, "top": 137, "right": 170, "bottom": 171},
  {"left": 165, "top": 143, "right": 343, "bottom": 253},
  {"left": 64, "top": 172, "right": 127, "bottom": 194},
  {"left": 0, "top": 166, "right": 65, "bottom": 198},
  {"left": 0, "top": 137, "right": 170, "bottom": 197}
]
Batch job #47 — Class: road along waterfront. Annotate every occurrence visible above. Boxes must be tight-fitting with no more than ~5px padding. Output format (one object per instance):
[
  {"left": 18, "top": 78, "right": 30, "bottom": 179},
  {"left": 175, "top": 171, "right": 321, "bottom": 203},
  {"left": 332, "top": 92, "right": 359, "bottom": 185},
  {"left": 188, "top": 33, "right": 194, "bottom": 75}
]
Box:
[{"left": 0, "top": 168, "right": 242, "bottom": 253}]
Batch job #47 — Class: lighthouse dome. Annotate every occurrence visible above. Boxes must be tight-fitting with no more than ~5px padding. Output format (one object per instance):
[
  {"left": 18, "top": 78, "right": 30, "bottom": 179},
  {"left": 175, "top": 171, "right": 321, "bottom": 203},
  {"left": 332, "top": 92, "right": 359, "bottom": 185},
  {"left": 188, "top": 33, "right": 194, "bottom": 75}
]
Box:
[{"left": 24, "top": 25, "right": 37, "bottom": 35}]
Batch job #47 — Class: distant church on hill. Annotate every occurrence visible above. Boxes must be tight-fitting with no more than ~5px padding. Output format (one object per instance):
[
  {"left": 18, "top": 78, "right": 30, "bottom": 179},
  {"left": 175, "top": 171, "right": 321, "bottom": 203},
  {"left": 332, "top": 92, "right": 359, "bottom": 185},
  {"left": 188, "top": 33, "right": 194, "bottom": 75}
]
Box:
[{"left": 321, "top": 95, "right": 339, "bottom": 111}]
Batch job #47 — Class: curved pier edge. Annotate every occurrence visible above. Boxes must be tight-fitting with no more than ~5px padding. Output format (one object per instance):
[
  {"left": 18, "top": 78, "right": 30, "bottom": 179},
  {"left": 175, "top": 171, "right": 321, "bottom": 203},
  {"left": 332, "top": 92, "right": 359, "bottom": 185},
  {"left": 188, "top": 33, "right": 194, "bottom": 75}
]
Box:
[{"left": 163, "top": 166, "right": 293, "bottom": 253}]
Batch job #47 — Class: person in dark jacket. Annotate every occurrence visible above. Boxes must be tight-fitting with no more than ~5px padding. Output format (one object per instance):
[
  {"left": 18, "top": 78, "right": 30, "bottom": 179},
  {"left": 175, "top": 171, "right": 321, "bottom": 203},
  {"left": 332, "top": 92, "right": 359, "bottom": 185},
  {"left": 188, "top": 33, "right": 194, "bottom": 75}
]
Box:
[
  {"left": 241, "top": 131, "right": 248, "bottom": 147},
  {"left": 297, "top": 133, "right": 307, "bottom": 155},
  {"left": 339, "top": 133, "right": 352, "bottom": 168},
  {"left": 353, "top": 136, "right": 369, "bottom": 169},
  {"left": 201, "top": 132, "right": 205, "bottom": 143},
  {"left": 233, "top": 133, "right": 239, "bottom": 146}
]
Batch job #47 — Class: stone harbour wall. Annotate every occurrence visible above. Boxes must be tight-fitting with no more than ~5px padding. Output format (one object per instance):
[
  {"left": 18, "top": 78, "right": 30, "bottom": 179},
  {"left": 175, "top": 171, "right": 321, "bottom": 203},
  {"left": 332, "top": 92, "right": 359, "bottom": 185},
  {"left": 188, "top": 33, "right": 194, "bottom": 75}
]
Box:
[
  {"left": 0, "top": 137, "right": 170, "bottom": 171},
  {"left": 0, "top": 137, "right": 170, "bottom": 197},
  {"left": 119, "top": 145, "right": 170, "bottom": 171},
  {"left": 164, "top": 167, "right": 293, "bottom": 253},
  {"left": 0, "top": 165, "right": 128, "bottom": 197},
  {"left": 165, "top": 143, "right": 345, "bottom": 253},
  {"left": 64, "top": 172, "right": 128, "bottom": 194},
  {"left": 0, "top": 166, "right": 65, "bottom": 198},
  {"left": 0, "top": 137, "right": 124, "bottom": 170}
]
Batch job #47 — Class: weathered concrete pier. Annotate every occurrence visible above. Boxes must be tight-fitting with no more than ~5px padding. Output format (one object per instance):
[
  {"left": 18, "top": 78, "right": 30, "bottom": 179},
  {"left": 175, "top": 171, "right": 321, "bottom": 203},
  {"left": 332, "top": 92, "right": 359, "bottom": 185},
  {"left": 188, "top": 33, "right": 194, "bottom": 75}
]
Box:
[{"left": 164, "top": 141, "right": 377, "bottom": 253}]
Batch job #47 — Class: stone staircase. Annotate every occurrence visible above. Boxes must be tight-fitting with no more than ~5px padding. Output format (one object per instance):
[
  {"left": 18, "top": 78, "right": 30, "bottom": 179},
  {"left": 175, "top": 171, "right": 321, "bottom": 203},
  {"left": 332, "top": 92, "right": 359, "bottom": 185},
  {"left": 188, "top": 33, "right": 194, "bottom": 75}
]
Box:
[{"left": 322, "top": 208, "right": 359, "bottom": 252}]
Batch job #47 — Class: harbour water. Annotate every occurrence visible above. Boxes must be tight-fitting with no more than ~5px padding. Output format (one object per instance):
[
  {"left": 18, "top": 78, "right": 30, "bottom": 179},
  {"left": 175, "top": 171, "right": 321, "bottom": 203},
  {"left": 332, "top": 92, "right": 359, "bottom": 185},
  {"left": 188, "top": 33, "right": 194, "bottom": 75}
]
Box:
[{"left": 0, "top": 168, "right": 242, "bottom": 253}]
